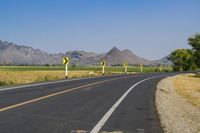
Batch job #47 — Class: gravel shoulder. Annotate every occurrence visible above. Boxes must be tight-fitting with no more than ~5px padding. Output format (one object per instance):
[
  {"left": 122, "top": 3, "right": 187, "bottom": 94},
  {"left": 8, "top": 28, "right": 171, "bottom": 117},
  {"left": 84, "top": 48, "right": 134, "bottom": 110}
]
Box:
[{"left": 156, "top": 76, "right": 200, "bottom": 133}]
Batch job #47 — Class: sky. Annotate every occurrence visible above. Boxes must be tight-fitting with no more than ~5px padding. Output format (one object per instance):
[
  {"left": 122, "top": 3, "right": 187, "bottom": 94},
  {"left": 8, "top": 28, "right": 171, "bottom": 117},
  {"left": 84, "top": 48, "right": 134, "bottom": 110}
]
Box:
[{"left": 0, "top": 0, "right": 199, "bottom": 60}]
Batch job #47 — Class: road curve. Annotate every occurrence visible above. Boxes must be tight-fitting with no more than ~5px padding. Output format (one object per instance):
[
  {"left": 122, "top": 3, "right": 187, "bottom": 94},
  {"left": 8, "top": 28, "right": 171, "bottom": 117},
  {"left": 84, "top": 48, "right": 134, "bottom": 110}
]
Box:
[{"left": 0, "top": 73, "right": 177, "bottom": 133}]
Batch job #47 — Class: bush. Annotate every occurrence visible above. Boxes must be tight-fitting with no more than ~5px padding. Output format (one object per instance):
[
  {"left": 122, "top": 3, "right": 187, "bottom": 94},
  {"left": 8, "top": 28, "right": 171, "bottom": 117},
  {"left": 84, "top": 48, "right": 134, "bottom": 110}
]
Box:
[
  {"left": 195, "top": 74, "right": 200, "bottom": 78},
  {"left": 0, "top": 81, "right": 14, "bottom": 86},
  {"left": 163, "top": 70, "right": 169, "bottom": 72},
  {"left": 35, "top": 75, "right": 59, "bottom": 82}
]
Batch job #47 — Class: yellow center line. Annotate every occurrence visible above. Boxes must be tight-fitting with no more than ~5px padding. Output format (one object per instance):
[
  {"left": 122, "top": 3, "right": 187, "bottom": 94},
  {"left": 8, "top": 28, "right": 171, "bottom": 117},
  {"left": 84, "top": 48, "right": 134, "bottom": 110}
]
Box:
[{"left": 0, "top": 75, "right": 133, "bottom": 112}]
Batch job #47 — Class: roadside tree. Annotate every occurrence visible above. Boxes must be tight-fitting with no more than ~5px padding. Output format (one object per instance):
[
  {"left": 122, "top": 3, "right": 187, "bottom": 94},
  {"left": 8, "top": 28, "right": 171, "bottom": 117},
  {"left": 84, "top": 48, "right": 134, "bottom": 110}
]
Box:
[
  {"left": 188, "top": 33, "right": 200, "bottom": 68},
  {"left": 169, "top": 49, "right": 195, "bottom": 71}
]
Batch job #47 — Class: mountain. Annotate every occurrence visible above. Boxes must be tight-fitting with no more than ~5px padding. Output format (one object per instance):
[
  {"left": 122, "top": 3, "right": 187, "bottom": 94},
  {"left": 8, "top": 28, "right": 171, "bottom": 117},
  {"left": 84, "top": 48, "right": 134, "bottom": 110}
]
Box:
[
  {"left": 0, "top": 40, "right": 64, "bottom": 65},
  {"left": 65, "top": 50, "right": 105, "bottom": 65},
  {"left": 151, "top": 55, "right": 173, "bottom": 66},
  {"left": 101, "top": 47, "right": 152, "bottom": 65},
  {"left": 0, "top": 40, "right": 172, "bottom": 66},
  {"left": 0, "top": 40, "right": 105, "bottom": 65}
]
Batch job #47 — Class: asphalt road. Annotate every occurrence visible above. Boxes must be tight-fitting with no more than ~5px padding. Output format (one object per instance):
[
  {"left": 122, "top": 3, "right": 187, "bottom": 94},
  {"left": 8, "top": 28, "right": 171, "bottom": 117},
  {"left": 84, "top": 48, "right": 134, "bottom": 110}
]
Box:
[{"left": 0, "top": 73, "right": 177, "bottom": 133}]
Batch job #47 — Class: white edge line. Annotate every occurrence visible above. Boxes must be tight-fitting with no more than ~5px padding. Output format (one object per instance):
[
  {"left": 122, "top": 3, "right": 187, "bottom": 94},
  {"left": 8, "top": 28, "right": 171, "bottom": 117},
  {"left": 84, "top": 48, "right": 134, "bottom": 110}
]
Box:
[
  {"left": 90, "top": 74, "right": 165, "bottom": 133},
  {"left": 0, "top": 74, "right": 130, "bottom": 92}
]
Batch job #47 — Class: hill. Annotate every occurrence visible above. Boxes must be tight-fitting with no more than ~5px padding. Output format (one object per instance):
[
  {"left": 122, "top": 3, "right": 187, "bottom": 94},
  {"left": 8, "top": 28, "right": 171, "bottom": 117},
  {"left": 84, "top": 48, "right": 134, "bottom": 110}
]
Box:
[
  {"left": 65, "top": 50, "right": 105, "bottom": 66},
  {"left": 0, "top": 40, "right": 171, "bottom": 66},
  {"left": 101, "top": 47, "right": 152, "bottom": 65},
  {"left": 0, "top": 40, "right": 64, "bottom": 65},
  {"left": 151, "top": 55, "right": 173, "bottom": 66}
]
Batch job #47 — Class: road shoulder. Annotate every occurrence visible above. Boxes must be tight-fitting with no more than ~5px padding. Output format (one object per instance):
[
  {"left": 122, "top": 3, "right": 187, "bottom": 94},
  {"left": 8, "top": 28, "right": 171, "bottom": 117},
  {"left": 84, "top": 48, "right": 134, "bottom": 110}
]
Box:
[{"left": 156, "top": 76, "right": 200, "bottom": 133}]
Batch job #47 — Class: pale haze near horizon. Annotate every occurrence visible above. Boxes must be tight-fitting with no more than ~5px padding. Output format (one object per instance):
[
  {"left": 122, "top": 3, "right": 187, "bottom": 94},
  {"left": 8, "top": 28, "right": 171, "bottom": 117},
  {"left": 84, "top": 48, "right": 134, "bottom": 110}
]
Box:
[{"left": 0, "top": 0, "right": 199, "bottom": 60}]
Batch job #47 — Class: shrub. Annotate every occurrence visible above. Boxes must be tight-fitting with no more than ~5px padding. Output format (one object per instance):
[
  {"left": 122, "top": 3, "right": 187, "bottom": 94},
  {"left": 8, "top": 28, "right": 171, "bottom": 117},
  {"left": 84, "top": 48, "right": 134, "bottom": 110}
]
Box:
[
  {"left": 195, "top": 74, "right": 200, "bottom": 78},
  {"left": 0, "top": 81, "right": 14, "bottom": 86}
]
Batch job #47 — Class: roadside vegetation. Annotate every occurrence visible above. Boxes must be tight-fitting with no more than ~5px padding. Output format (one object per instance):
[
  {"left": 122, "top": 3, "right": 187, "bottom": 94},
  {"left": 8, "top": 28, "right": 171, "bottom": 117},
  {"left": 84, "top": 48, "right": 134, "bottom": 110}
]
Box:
[
  {"left": 173, "top": 74, "right": 200, "bottom": 108},
  {"left": 156, "top": 33, "right": 200, "bottom": 133},
  {"left": 169, "top": 33, "right": 200, "bottom": 72},
  {"left": 169, "top": 33, "right": 200, "bottom": 107},
  {"left": 0, "top": 65, "right": 169, "bottom": 73},
  {"left": 0, "top": 70, "right": 92, "bottom": 86},
  {"left": 156, "top": 76, "right": 200, "bottom": 133},
  {"left": 0, "top": 65, "right": 170, "bottom": 87},
  {"left": 1, "top": 33, "right": 199, "bottom": 87}
]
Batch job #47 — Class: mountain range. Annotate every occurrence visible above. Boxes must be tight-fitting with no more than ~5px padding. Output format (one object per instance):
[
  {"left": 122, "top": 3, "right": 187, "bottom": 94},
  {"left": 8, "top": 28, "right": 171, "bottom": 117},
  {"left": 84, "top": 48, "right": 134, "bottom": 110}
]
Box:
[
  {"left": 102, "top": 47, "right": 151, "bottom": 65},
  {"left": 0, "top": 40, "right": 172, "bottom": 66}
]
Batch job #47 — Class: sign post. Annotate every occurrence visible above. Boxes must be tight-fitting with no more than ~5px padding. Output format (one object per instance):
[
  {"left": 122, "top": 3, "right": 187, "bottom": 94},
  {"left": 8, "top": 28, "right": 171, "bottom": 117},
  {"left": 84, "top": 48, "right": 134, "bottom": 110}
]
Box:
[
  {"left": 100, "top": 60, "right": 106, "bottom": 75},
  {"left": 124, "top": 62, "right": 128, "bottom": 74},
  {"left": 168, "top": 65, "right": 173, "bottom": 72},
  {"left": 159, "top": 64, "right": 163, "bottom": 72},
  {"left": 140, "top": 64, "right": 143, "bottom": 72},
  {"left": 63, "top": 57, "right": 69, "bottom": 79}
]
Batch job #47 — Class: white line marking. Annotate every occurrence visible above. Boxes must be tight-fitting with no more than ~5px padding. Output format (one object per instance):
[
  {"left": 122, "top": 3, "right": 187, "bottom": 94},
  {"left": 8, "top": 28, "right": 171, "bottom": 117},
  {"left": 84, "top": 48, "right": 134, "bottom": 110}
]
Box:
[
  {"left": 90, "top": 75, "right": 165, "bottom": 133},
  {"left": 0, "top": 74, "right": 130, "bottom": 92}
]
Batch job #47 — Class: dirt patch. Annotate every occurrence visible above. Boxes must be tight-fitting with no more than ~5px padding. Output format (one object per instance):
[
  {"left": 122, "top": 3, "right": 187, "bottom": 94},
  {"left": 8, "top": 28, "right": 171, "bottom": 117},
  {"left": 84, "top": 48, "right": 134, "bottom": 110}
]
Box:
[{"left": 156, "top": 76, "right": 200, "bottom": 133}]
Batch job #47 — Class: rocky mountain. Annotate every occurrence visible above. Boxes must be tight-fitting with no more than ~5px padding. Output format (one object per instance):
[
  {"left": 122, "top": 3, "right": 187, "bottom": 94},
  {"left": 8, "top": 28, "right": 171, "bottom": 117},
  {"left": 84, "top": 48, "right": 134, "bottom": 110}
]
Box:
[
  {"left": 0, "top": 40, "right": 171, "bottom": 66},
  {"left": 0, "top": 40, "right": 64, "bottom": 65},
  {"left": 101, "top": 47, "right": 152, "bottom": 65},
  {"left": 65, "top": 50, "right": 105, "bottom": 65},
  {"left": 151, "top": 55, "right": 173, "bottom": 66}
]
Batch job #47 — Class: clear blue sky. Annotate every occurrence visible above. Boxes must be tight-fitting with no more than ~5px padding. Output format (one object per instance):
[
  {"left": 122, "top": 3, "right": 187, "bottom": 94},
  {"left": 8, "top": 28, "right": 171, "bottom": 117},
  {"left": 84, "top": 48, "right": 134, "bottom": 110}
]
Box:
[{"left": 0, "top": 0, "right": 199, "bottom": 59}]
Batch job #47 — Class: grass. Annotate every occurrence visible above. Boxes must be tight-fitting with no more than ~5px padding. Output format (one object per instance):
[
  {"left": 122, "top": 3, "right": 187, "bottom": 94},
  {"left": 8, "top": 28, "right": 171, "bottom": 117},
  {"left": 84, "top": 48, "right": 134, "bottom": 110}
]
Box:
[
  {"left": 0, "top": 66, "right": 65, "bottom": 71},
  {"left": 0, "top": 65, "right": 170, "bottom": 72},
  {"left": 0, "top": 65, "right": 171, "bottom": 87},
  {"left": 195, "top": 73, "right": 200, "bottom": 78},
  {"left": 0, "top": 70, "right": 95, "bottom": 87},
  {"left": 173, "top": 74, "right": 200, "bottom": 108}
]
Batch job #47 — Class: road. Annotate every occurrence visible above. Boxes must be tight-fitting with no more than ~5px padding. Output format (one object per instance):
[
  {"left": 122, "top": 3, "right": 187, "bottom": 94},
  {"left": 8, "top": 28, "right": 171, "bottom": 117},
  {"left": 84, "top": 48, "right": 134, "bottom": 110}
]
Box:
[{"left": 0, "top": 73, "right": 177, "bottom": 133}]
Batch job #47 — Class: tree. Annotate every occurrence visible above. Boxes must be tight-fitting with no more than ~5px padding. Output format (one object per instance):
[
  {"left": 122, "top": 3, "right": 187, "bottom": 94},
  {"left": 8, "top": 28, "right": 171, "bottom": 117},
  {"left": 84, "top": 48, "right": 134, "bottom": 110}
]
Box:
[
  {"left": 169, "top": 49, "right": 195, "bottom": 71},
  {"left": 188, "top": 33, "right": 200, "bottom": 67}
]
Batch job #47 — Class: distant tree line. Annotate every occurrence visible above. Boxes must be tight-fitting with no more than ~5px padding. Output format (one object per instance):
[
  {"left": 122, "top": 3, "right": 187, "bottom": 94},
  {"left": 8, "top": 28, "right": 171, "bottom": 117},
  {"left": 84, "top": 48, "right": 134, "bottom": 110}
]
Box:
[{"left": 169, "top": 33, "right": 200, "bottom": 71}]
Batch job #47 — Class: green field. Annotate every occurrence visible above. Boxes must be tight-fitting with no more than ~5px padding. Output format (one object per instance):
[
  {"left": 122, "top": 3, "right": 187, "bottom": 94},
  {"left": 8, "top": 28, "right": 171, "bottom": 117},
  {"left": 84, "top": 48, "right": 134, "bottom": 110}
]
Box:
[
  {"left": 0, "top": 65, "right": 171, "bottom": 87},
  {"left": 0, "top": 65, "right": 170, "bottom": 73}
]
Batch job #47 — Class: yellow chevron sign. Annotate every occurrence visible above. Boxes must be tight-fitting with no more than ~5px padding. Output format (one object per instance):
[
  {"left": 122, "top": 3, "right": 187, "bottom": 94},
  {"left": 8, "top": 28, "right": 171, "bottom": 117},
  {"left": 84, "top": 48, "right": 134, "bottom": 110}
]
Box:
[
  {"left": 123, "top": 62, "right": 128, "bottom": 67},
  {"left": 63, "top": 57, "right": 69, "bottom": 65},
  {"left": 100, "top": 60, "right": 106, "bottom": 66},
  {"left": 140, "top": 64, "right": 143, "bottom": 67}
]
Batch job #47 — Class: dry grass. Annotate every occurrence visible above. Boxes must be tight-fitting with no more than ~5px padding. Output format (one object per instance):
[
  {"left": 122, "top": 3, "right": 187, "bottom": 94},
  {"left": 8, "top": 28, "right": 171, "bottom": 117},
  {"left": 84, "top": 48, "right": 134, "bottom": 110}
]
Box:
[
  {"left": 0, "top": 70, "right": 98, "bottom": 86},
  {"left": 173, "top": 74, "right": 200, "bottom": 108}
]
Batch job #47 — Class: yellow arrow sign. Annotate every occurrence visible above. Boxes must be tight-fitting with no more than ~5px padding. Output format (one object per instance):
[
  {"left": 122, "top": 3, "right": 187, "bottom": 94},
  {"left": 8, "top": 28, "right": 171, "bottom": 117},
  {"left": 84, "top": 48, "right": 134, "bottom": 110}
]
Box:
[
  {"left": 123, "top": 62, "right": 128, "bottom": 67},
  {"left": 63, "top": 57, "right": 69, "bottom": 65},
  {"left": 159, "top": 64, "right": 163, "bottom": 71},
  {"left": 100, "top": 60, "right": 106, "bottom": 66},
  {"left": 140, "top": 64, "right": 143, "bottom": 67}
]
